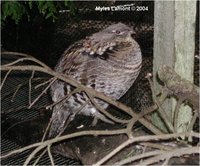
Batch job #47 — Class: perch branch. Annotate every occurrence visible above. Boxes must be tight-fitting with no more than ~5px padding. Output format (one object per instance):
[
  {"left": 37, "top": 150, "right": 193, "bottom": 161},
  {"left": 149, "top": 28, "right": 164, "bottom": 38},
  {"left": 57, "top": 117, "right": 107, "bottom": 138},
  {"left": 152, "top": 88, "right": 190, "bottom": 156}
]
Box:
[
  {"left": 2, "top": 125, "right": 174, "bottom": 161},
  {"left": 1, "top": 129, "right": 127, "bottom": 159},
  {"left": 139, "top": 146, "right": 199, "bottom": 165},
  {"left": 1, "top": 52, "right": 199, "bottom": 166},
  {"left": 157, "top": 65, "right": 199, "bottom": 111},
  {"left": 0, "top": 63, "right": 162, "bottom": 135},
  {"left": 93, "top": 131, "right": 199, "bottom": 166}
]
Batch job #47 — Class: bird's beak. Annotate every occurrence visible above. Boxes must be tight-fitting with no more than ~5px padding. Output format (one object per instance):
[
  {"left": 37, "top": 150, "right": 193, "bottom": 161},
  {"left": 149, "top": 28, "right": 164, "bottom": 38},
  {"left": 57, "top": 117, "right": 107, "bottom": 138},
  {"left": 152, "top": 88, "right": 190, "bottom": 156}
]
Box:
[
  {"left": 130, "top": 30, "right": 136, "bottom": 38},
  {"left": 130, "top": 30, "right": 136, "bottom": 35}
]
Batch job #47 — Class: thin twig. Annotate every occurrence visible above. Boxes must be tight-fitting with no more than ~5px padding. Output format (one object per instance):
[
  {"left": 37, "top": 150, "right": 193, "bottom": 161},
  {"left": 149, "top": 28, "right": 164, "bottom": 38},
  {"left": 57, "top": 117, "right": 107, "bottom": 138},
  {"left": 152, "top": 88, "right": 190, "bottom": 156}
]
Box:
[
  {"left": 41, "top": 118, "right": 53, "bottom": 142},
  {"left": 126, "top": 118, "right": 138, "bottom": 138},
  {"left": 146, "top": 73, "right": 174, "bottom": 133},
  {"left": 47, "top": 145, "right": 55, "bottom": 166},
  {"left": 1, "top": 51, "right": 32, "bottom": 57},
  {"left": 1, "top": 51, "right": 51, "bottom": 70},
  {"left": 173, "top": 99, "right": 184, "bottom": 132},
  {"left": 2, "top": 117, "right": 38, "bottom": 137},
  {"left": 0, "top": 69, "right": 12, "bottom": 90},
  {"left": 126, "top": 105, "right": 158, "bottom": 137},
  {"left": 1, "top": 77, "right": 46, "bottom": 101},
  {"left": 3, "top": 57, "right": 36, "bottom": 67},
  {"left": 138, "top": 117, "right": 163, "bottom": 135},
  {"left": 188, "top": 110, "right": 198, "bottom": 132},
  {"left": 24, "top": 144, "right": 46, "bottom": 166},
  {"left": 93, "top": 137, "right": 132, "bottom": 166},
  {"left": 140, "top": 143, "right": 147, "bottom": 164},
  {"left": 187, "top": 110, "right": 198, "bottom": 141},
  {"left": 140, "top": 142, "right": 174, "bottom": 151},
  {"left": 11, "top": 84, "right": 23, "bottom": 102},
  {"left": 46, "top": 87, "right": 81, "bottom": 110},
  {"left": 114, "top": 150, "right": 164, "bottom": 165},
  {"left": 2, "top": 106, "right": 26, "bottom": 115},
  {"left": 35, "top": 77, "right": 55, "bottom": 89},
  {"left": 32, "top": 149, "right": 47, "bottom": 166},
  {"left": 29, "top": 71, "right": 35, "bottom": 105},
  {"left": 28, "top": 77, "right": 57, "bottom": 109},
  {"left": 139, "top": 146, "right": 199, "bottom": 165},
  {"left": 85, "top": 89, "right": 130, "bottom": 124}
]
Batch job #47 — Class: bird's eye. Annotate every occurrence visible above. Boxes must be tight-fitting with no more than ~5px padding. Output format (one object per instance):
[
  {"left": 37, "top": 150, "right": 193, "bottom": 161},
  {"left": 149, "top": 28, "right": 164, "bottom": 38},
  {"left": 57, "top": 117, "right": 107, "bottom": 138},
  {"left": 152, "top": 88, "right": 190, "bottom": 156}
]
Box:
[
  {"left": 112, "top": 30, "right": 121, "bottom": 34},
  {"left": 115, "top": 30, "right": 121, "bottom": 34}
]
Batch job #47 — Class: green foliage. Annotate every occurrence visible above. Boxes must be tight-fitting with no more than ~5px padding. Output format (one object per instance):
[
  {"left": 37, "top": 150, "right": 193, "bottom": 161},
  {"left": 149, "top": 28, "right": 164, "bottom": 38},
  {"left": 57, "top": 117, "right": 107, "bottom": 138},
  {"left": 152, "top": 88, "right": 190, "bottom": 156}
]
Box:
[
  {"left": 37, "top": 1, "right": 58, "bottom": 20},
  {"left": 2, "top": 1, "right": 26, "bottom": 24},
  {"left": 1, "top": 1, "right": 75, "bottom": 26}
]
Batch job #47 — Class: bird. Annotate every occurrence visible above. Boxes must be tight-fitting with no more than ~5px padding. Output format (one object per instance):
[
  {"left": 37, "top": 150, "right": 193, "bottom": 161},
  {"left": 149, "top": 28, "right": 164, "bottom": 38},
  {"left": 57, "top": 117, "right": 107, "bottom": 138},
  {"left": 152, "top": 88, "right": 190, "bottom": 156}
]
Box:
[{"left": 49, "top": 23, "right": 142, "bottom": 137}]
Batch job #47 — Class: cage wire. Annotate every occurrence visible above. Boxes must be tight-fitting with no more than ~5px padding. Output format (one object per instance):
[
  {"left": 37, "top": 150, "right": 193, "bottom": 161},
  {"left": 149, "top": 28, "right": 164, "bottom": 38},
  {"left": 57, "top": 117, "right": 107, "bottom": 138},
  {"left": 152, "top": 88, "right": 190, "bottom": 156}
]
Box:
[{"left": 1, "top": 1, "right": 199, "bottom": 165}]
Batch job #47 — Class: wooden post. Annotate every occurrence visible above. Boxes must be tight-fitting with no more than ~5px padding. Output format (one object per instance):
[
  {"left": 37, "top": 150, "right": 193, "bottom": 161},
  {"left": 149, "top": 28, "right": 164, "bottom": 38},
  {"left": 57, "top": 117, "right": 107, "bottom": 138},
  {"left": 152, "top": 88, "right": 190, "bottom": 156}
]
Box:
[
  {"left": 174, "top": 1, "right": 197, "bottom": 133},
  {"left": 153, "top": 1, "right": 175, "bottom": 132},
  {"left": 153, "top": 0, "right": 197, "bottom": 132}
]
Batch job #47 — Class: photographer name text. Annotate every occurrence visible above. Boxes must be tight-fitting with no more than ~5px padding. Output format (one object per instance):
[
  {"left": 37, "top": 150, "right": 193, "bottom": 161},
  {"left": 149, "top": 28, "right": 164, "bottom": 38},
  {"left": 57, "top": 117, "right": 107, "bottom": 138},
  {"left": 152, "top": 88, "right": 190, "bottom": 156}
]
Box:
[{"left": 95, "top": 5, "right": 148, "bottom": 12}]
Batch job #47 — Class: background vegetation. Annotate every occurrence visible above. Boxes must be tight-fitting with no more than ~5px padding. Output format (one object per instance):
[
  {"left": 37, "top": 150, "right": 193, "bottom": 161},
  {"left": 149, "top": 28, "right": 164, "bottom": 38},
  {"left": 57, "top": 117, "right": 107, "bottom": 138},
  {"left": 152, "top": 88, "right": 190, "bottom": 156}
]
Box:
[{"left": 1, "top": 1, "right": 75, "bottom": 27}]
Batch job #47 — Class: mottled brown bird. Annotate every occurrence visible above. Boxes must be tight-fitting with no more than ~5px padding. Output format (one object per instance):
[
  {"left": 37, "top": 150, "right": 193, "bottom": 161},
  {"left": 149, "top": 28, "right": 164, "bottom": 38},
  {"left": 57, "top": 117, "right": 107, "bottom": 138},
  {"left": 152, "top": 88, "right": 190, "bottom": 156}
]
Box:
[{"left": 49, "top": 23, "right": 142, "bottom": 137}]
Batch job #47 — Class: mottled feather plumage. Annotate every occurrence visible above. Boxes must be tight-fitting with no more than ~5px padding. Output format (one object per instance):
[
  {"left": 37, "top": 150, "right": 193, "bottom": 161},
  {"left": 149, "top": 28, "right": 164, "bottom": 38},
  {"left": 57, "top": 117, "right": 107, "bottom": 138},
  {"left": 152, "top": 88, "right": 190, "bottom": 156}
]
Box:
[{"left": 49, "top": 23, "right": 142, "bottom": 137}]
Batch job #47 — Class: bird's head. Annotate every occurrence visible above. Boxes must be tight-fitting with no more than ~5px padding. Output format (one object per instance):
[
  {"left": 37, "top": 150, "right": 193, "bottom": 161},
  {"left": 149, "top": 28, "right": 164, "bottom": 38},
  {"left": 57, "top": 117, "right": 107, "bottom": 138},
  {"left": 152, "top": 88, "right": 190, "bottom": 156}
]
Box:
[
  {"left": 82, "top": 23, "right": 136, "bottom": 59},
  {"left": 89, "top": 23, "right": 135, "bottom": 43},
  {"left": 102, "top": 23, "right": 135, "bottom": 41}
]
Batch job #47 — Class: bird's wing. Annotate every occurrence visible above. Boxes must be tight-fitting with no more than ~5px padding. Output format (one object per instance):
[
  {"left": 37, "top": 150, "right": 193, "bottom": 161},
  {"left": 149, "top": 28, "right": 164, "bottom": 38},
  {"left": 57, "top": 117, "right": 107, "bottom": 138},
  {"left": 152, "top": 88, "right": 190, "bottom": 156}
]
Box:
[
  {"left": 55, "top": 39, "right": 103, "bottom": 86},
  {"left": 54, "top": 39, "right": 137, "bottom": 100}
]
